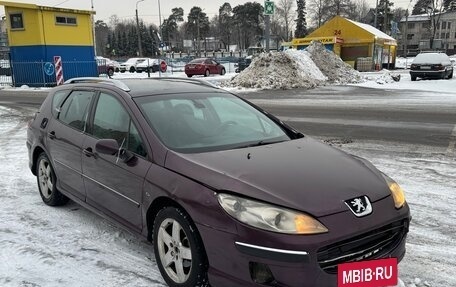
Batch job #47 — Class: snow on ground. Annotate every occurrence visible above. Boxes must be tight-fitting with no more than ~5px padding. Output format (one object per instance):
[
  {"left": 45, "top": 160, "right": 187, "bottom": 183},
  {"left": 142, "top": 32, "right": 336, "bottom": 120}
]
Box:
[
  {"left": 1, "top": 94, "right": 455, "bottom": 286},
  {"left": 353, "top": 70, "right": 456, "bottom": 93}
]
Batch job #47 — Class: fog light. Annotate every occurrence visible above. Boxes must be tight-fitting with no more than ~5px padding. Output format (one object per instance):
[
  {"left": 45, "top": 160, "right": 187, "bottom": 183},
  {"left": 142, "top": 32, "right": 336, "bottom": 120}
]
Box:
[{"left": 249, "top": 262, "right": 275, "bottom": 285}]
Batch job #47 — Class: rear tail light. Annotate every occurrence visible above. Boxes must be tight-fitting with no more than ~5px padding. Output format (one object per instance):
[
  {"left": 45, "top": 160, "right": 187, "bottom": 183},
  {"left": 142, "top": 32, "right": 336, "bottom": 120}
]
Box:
[
  {"left": 410, "top": 64, "right": 417, "bottom": 69},
  {"left": 433, "top": 64, "right": 444, "bottom": 70}
]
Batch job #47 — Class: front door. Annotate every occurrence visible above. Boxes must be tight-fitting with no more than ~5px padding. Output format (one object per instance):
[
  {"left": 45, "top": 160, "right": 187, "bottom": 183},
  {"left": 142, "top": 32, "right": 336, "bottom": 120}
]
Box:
[
  {"left": 46, "top": 90, "right": 94, "bottom": 201},
  {"left": 82, "top": 92, "right": 150, "bottom": 231}
]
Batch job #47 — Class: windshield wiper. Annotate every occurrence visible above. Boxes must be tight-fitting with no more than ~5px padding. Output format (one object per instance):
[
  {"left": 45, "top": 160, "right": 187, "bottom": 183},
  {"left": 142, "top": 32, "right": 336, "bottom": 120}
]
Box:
[{"left": 236, "top": 139, "right": 287, "bottom": 149}]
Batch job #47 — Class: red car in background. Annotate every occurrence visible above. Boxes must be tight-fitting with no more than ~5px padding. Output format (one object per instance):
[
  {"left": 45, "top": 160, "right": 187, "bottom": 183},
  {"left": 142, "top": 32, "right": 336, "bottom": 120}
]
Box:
[{"left": 185, "top": 58, "right": 226, "bottom": 77}]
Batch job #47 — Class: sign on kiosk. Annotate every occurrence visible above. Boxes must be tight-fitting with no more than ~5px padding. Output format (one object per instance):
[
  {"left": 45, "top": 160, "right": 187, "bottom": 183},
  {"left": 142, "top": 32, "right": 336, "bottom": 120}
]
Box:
[{"left": 338, "top": 258, "right": 398, "bottom": 287}]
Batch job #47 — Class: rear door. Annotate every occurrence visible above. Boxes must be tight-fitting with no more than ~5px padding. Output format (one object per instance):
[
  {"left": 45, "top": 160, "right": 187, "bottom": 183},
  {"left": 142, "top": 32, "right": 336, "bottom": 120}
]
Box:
[
  {"left": 46, "top": 89, "right": 95, "bottom": 201},
  {"left": 82, "top": 91, "right": 151, "bottom": 231}
]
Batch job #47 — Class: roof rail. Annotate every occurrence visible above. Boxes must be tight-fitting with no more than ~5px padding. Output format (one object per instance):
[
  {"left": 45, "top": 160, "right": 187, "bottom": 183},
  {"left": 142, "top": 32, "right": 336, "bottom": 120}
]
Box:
[
  {"left": 150, "top": 77, "right": 219, "bottom": 89},
  {"left": 64, "top": 77, "right": 131, "bottom": 91}
]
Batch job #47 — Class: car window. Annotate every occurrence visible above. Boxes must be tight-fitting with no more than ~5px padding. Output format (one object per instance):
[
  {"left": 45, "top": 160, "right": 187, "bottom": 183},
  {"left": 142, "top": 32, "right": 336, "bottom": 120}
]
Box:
[
  {"left": 204, "top": 59, "right": 212, "bottom": 64},
  {"left": 52, "top": 90, "right": 70, "bottom": 116},
  {"left": 58, "top": 91, "right": 94, "bottom": 131},
  {"left": 135, "top": 93, "right": 290, "bottom": 153},
  {"left": 92, "top": 93, "right": 146, "bottom": 157}
]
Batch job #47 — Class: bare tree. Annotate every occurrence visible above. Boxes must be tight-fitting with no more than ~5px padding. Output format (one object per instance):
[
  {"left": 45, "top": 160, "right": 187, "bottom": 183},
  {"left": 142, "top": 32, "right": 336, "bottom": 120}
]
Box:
[
  {"left": 277, "top": 0, "right": 296, "bottom": 40},
  {"left": 308, "top": 0, "right": 326, "bottom": 27}
]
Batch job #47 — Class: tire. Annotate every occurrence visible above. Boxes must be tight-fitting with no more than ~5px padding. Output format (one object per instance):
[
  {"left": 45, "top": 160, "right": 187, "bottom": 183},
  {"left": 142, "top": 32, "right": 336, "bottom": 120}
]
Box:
[
  {"left": 129, "top": 66, "right": 136, "bottom": 73},
  {"left": 153, "top": 207, "right": 208, "bottom": 287},
  {"left": 448, "top": 71, "right": 453, "bottom": 79},
  {"left": 108, "top": 68, "right": 114, "bottom": 77},
  {"left": 220, "top": 68, "right": 226, "bottom": 75},
  {"left": 204, "top": 69, "right": 210, "bottom": 77},
  {"left": 411, "top": 75, "right": 417, "bottom": 81},
  {"left": 187, "top": 74, "right": 193, "bottom": 78},
  {"left": 36, "top": 153, "right": 68, "bottom": 206}
]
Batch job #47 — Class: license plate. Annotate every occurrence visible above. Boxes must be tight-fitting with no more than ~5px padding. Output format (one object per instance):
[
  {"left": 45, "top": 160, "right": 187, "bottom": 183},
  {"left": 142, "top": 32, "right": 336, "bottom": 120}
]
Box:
[
  {"left": 338, "top": 258, "right": 398, "bottom": 287},
  {"left": 421, "top": 66, "right": 431, "bottom": 69}
]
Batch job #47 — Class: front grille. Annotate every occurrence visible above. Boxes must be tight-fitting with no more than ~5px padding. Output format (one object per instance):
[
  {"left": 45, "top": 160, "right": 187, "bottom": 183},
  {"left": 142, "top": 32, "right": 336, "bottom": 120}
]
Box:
[{"left": 317, "top": 219, "right": 409, "bottom": 274}]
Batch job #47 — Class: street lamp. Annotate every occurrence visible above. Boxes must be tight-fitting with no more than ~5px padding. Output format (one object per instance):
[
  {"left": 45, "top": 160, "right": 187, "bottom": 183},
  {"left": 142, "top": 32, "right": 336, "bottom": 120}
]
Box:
[{"left": 136, "top": 0, "right": 145, "bottom": 57}]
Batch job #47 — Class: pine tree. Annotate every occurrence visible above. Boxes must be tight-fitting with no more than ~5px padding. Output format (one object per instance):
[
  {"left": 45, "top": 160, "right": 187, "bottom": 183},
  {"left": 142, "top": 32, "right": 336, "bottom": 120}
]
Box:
[
  {"left": 376, "top": 0, "right": 394, "bottom": 32},
  {"left": 295, "top": 0, "right": 308, "bottom": 38}
]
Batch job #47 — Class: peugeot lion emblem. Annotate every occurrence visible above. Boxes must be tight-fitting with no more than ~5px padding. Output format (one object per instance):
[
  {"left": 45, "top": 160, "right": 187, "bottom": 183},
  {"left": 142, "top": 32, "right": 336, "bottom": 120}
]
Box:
[{"left": 345, "top": 196, "right": 372, "bottom": 217}]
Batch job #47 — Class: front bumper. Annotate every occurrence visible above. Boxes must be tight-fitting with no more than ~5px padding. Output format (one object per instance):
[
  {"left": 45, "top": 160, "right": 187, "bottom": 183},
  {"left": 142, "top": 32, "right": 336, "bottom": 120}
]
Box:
[
  {"left": 410, "top": 70, "right": 445, "bottom": 78},
  {"left": 197, "top": 197, "right": 410, "bottom": 287}
]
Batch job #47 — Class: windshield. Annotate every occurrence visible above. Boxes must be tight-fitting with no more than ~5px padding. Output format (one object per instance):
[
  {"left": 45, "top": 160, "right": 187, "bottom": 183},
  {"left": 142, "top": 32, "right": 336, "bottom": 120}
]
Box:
[{"left": 135, "top": 92, "right": 290, "bottom": 153}]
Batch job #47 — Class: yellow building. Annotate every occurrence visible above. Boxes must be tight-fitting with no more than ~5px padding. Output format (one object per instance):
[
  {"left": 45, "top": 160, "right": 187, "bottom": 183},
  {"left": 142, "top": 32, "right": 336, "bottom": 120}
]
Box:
[
  {"left": 0, "top": 1, "right": 95, "bottom": 85},
  {"left": 292, "top": 16, "right": 397, "bottom": 70}
]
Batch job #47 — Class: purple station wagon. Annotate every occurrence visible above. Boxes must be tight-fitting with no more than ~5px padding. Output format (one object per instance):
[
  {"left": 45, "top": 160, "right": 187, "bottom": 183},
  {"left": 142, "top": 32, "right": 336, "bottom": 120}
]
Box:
[{"left": 27, "top": 78, "right": 411, "bottom": 286}]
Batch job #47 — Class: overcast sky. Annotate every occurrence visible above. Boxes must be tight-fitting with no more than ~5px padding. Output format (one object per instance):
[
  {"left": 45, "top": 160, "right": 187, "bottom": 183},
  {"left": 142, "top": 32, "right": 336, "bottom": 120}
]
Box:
[{"left": 1, "top": 0, "right": 414, "bottom": 26}]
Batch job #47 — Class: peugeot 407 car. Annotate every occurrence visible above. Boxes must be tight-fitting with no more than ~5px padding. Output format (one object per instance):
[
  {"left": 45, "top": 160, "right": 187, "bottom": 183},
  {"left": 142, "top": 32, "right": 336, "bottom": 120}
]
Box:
[{"left": 27, "top": 78, "right": 411, "bottom": 287}]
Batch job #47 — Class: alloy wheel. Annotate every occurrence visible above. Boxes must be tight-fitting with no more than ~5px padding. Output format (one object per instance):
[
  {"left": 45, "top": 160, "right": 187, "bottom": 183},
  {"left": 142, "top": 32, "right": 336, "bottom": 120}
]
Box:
[{"left": 157, "top": 218, "right": 193, "bottom": 283}]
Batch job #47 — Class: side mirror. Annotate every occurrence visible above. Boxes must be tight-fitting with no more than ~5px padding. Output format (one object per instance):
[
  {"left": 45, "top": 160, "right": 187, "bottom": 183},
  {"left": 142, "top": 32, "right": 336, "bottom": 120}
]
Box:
[{"left": 95, "top": 139, "right": 119, "bottom": 155}]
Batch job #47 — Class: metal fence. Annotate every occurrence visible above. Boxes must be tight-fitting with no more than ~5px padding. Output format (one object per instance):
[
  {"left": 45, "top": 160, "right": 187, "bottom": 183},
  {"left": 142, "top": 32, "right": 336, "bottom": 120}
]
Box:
[
  {"left": 0, "top": 60, "right": 101, "bottom": 87},
  {"left": 0, "top": 55, "right": 244, "bottom": 87}
]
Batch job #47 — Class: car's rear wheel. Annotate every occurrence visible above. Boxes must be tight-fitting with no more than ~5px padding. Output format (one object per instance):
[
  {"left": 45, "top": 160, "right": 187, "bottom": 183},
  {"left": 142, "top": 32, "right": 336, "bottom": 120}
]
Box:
[
  {"left": 220, "top": 68, "right": 226, "bottom": 75},
  {"left": 36, "top": 153, "right": 68, "bottom": 206},
  {"left": 107, "top": 68, "right": 114, "bottom": 77},
  {"left": 153, "top": 207, "right": 208, "bottom": 287},
  {"left": 187, "top": 74, "right": 193, "bottom": 78},
  {"left": 129, "top": 66, "right": 136, "bottom": 73},
  {"left": 448, "top": 70, "right": 453, "bottom": 79},
  {"left": 411, "top": 75, "right": 417, "bottom": 81},
  {"left": 204, "top": 69, "right": 210, "bottom": 77}
]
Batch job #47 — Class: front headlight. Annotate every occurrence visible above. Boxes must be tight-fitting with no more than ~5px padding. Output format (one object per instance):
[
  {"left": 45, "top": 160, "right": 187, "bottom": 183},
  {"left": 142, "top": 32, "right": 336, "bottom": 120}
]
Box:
[
  {"left": 382, "top": 174, "right": 406, "bottom": 209},
  {"left": 217, "top": 193, "right": 328, "bottom": 234}
]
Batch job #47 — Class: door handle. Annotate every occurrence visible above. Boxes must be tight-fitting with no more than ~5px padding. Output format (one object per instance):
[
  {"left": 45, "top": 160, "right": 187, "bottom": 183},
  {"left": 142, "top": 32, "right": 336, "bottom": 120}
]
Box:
[
  {"left": 83, "top": 147, "right": 96, "bottom": 158},
  {"left": 48, "top": 131, "right": 56, "bottom": 139}
]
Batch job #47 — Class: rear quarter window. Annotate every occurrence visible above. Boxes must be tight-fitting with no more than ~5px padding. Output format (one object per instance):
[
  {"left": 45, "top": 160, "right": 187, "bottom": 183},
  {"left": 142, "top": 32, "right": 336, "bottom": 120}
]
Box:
[{"left": 51, "top": 90, "right": 70, "bottom": 117}]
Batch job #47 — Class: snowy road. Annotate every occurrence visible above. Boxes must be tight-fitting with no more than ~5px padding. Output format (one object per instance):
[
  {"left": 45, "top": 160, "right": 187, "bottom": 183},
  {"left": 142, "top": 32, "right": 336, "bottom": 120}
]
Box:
[{"left": 1, "top": 93, "right": 455, "bottom": 286}]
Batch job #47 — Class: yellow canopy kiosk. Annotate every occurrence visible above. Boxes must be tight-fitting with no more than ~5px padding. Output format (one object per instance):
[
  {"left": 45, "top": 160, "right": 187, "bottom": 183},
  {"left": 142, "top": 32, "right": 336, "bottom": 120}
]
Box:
[{"left": 292, "top": 16, "right": 397, "bottom": 71}]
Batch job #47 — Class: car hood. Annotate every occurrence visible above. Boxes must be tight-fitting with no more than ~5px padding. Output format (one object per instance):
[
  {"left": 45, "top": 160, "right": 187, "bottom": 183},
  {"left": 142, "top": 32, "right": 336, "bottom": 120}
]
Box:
[{"left": 165, "top": 137, "right": 391, "bottom": 217}]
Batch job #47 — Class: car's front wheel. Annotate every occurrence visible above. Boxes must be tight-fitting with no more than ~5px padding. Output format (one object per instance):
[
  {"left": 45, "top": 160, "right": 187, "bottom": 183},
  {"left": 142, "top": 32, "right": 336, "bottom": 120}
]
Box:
[
  {"left": 36, "top": 153, "right": 68, "bottom": 206},
  {"left": 153, "top": 207, "right": 208, "bottom": 287},
  {"left": 204, "top": 69, "right": 210, "bottom": 77},
  {"left": 220, "top": 68, "right": 226, "bottom": 75}
]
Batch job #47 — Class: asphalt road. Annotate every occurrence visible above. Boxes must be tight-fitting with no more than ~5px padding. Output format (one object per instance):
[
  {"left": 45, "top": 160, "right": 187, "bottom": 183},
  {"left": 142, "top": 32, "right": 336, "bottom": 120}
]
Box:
[{"left": 1, "top": 85, "right": 455, "bottom": 151}]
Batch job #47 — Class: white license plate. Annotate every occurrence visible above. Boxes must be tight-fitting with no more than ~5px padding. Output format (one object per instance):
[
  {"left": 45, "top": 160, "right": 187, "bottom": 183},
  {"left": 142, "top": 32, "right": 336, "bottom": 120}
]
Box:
[{"left": 421, "top": 66, "right": 431, "bottom": 69}]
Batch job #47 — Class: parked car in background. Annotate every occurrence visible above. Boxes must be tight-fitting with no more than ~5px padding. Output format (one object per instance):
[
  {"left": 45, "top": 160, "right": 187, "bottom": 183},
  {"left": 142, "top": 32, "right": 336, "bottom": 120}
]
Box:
[
  {"left": 27, "top": 77, "right": 410, "bottom": 287},
  {"left": 235, "top": 56, "right": 252, "bottom": 73},
  {"left": 135, "top": 58, "right": 165, "bottom": 73},
  {"left": 410, "top": 52, "right": 453, "bottom": 81},
  {"left": 119, "top": 58, "right": 147, "bottom": 73},
  {"left": 185, "top": 58, "right": 226, "bottom": 77},
  {"left": 96, "top": 56, "right": 120, "bottom": 77}
]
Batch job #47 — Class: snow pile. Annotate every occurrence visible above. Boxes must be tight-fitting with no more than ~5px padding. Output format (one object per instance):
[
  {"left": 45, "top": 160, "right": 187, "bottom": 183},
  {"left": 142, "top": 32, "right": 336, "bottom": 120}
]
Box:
[
  {"left": 225, "top": 41, "right": 363, "bottom": 90},
  {"left": 227, "top": 51, "right": 326, "bottom": 89},
  {"left": 305, "top": 41, "right": 363, "bottom": 84},
  {"left": 363, "top": 70, "right": 401, "bottom": 84}
]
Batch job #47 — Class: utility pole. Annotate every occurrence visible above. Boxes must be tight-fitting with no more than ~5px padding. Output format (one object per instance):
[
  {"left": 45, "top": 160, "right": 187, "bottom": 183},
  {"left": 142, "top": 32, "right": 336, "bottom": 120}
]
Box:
[
  {"left": 374, "top": 0, "right": 378, "bottom": 28},
  {"left": 265, "top": 15, "right": 270, "bottom": 52},
  {"left": 383, "top": 0, "right": 388, "bottom": 33},
  {"left": 404, "top": 9, "right": 409, "bottom": 57},
  {"left": 91, "top": 0, "right": 96, "bottom": 56},
  {"left": 197, "top": 12, "right": 200, "bottom": 57},
  {"left": 135, "top": 0, "right": 144, "bottom": 57}
]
